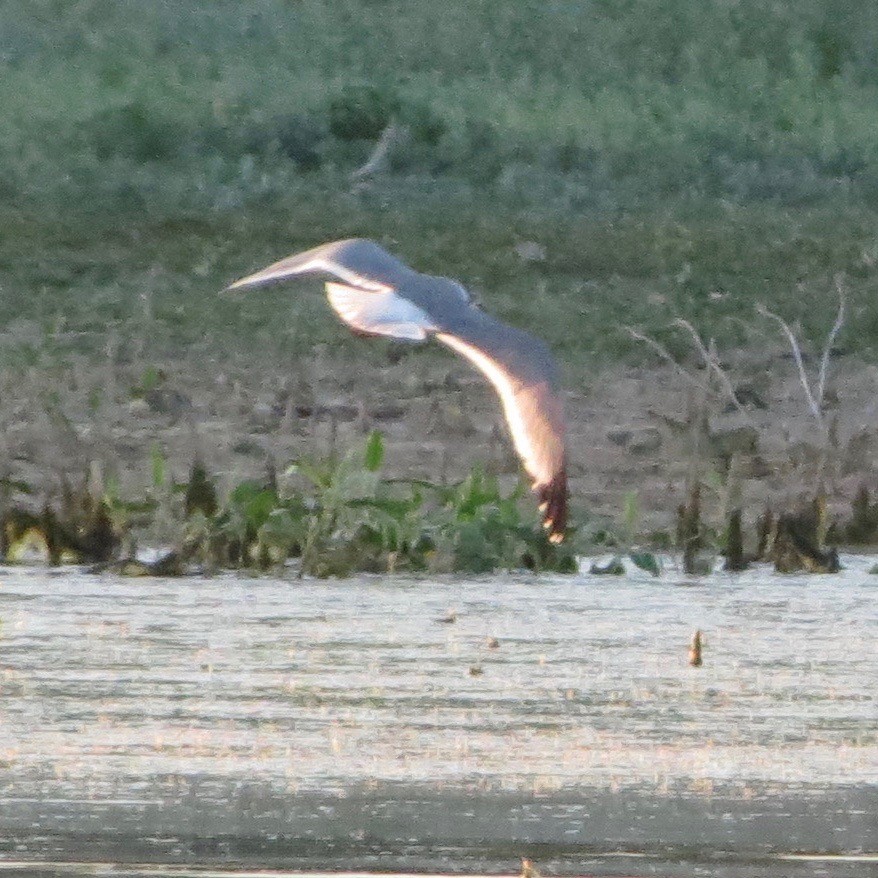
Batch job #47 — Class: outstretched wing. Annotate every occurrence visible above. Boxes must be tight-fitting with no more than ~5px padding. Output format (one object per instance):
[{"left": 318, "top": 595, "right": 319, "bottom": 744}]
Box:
[
  {"left": 226, "top": 238, "right": 410, "bottom": 292},
  {"left": 435, "top": 311, "right": 567, "bottom": 542},
  {"left": 228, "top": 238, "right": 568, "bottom": 540},
  {"left": 227, "top": 239, "right": 434, "bottom": 340}
]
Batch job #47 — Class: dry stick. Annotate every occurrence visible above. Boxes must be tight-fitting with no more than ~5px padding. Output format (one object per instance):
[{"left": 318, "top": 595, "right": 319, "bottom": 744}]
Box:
[
  {"left": 757, "top": 282, "right": 848, "bottom": 490},
  {"left": 351, "top": 121, "right": 404, "bottom": 181},
  {"left": 755, "top": 304, "right": 824, "bottom": 430},
  {"left": 816, "top": 276, "right": 847, "bottom": 410},
  {"left": 624, "top": 326, "right": 711, "bottom": 395},
  {"left": 626, "top": 324, "right": 754, "bottom": 426},
  {"left": 626, "top": 326, "right": 711, "bottom": 559},
  {"left": 104, "top": 327, "right": 119, "bottom": 410},
  {"left": 673, "top": 318, "right": 755, "bottom": 424},
  {"left": 813, "top": 277, "right": 847, "bottom": 489}
]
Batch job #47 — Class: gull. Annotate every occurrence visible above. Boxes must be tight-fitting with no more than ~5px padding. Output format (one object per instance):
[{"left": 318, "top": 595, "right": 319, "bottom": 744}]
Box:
[{"left": 227, "top": 238, "right": 568, "bottom": 541}]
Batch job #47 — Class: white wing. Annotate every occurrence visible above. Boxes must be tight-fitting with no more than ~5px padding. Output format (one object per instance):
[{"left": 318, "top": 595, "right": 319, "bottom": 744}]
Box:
[
  {"left": 436, "top": 332, "right": 567, "bottom": 542},
  {"left": 325, "top": 282, "right": 434, "bottom": 341},
  {"left": 226, "top": 239, "right": 405, "bottom": 293}
]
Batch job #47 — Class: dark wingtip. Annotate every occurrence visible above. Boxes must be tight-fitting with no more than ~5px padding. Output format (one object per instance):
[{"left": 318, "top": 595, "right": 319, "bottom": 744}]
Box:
[{"left": 538, "top": 468, "right": 568, "bottom": 543}]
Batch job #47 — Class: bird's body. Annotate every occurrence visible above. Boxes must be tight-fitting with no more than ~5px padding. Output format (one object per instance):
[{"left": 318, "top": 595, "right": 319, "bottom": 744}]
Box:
[{"left": 227, "top": 239, "right": 568, "bottom": 541}]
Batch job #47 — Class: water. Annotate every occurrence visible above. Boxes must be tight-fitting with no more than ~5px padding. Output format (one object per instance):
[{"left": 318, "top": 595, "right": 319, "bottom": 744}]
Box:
[{"left": 0, "top": 558, "right": 876, "bottom": 876}]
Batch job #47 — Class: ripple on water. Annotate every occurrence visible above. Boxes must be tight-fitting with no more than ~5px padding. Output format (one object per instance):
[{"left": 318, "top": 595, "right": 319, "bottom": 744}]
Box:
[{"left": 1, "top": 558, "right": 875, "bottom": 797}]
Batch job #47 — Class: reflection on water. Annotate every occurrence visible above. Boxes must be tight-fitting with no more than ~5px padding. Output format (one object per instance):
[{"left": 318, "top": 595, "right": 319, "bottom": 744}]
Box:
[
  {"left": 4, "top": 864, "right": 878, "bottom": 878},
  {"left": 0, "top": 557, "right": 876, "bottom": 875}
]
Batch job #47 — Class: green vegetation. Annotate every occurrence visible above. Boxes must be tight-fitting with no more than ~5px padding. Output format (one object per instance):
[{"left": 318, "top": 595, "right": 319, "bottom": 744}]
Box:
[
  {"left": 588, "top": 490, "right": 662, "bottom": 575},
  {"left": 1, "top": 433, "right": 578, "bottom": 576},
  {"left": 2, "top": 0, "right": 878, "bottom": 378},
  {"left": 3, "top": 433, "right": 874, "bottom": 575}
]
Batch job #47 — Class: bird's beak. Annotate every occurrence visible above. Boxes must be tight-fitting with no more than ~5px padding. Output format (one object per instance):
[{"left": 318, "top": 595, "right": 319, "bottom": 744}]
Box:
[
  {"left": 223, "top": 272, "right": 264, "bottom": 294},
  {"left": 223, "top": 262, "right": 295, "bottom": 294}
]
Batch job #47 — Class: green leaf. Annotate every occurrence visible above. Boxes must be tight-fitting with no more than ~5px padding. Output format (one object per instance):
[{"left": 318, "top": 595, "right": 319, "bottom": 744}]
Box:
[
  {"left": 629, "top": 551, "right": 660, "bottom": 576},
  {"left": 347, "top": 495, "right": 422, "bottom": 519},
  {"left": 622, "top": 490, "right": 639, "bottom": 541},
  {"left": 150, "top": 444, "right": 166, "bottom": 490},
  {"left": 141, "top": 366, "right": 162, "bottom": 393},
  {"left": 453, "top": 467, "right": 501, "bottom": 518},
  {"left": 117, "top": 498, "right": 160, "bottom": 515},
  {"left": 286, "top": 459, "right": 332, "bottom": 490},
  {"left": 364, "top": 430, "right": 385, "bottom": 472},
  {"left": 259, "top": 508, "right": 307, "bottom": 554},
  {"left": 228, "top": 482, "right": 279, "bottom": 530},
  {"left": 333, "top": 458, "right": 380, "bottom": 502}
]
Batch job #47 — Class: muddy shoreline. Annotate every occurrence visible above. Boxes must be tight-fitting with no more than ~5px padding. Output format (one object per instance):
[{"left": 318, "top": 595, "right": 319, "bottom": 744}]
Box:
[{"left": 3, "top": 350, "right": 878, "bottom": 547}]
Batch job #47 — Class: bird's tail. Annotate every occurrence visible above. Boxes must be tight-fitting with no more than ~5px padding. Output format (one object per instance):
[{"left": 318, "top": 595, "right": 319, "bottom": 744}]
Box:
[{"left": 538, "top": 468, "right": 568, "bottom": 543}]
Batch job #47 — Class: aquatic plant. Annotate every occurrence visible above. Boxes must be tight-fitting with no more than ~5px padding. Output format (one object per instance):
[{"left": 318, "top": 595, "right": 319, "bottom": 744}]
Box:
[
  {"left": 425, "top": 466, "right": 577, "bottom": 574},
  {"left": 588, "top": 492, "right": 660, "bottom": 576},
  {"left": 834, "top": 485, "right": 878, "bottom": 545},
  {"left": 1, "top": 425, "right": 862, "bottom": 577},
  {"left": 589, "top": 556, "right": 625, "bottom": 576},
  {"left": 724, "top": 508, "right": 747, "bottom": 572},
  {"left": 769, "top": 494, "right": 840, "bottom": 574},
  {"left": 1, "top": 476, "right": 119, "bottom": 565},
  {"left": 628, "top": 278, "right": 849, "bottom": 573},
  {"left": 166, "top": 432, "right": 578, "bottom": 577}
]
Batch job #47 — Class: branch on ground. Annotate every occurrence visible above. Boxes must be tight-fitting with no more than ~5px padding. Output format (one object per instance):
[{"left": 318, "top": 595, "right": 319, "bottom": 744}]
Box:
[
  {"left": 625, "top": 324, "right": 755, "bottom": 426},
  {"left": 756, "top": 275, "right": 846, "bottom": 434},
  {"left": 350, "top": 121, "right": 406, "bottom": 181}
]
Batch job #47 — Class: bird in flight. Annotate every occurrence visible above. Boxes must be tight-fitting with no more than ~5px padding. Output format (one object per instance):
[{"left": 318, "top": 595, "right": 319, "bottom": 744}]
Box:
[{"left": 227, "top": 239, "right": 568, "bottom": 541}]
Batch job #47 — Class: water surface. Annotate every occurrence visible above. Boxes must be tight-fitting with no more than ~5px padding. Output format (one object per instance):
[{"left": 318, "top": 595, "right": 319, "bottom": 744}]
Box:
[{"left": 0, "top": 558, "right": 876, "bottom": 875}]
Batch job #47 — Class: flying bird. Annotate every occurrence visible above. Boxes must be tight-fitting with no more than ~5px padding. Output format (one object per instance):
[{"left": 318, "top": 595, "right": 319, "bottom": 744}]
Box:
[{"left": 227, "top": 239, "right": 568, "bottom": 541}]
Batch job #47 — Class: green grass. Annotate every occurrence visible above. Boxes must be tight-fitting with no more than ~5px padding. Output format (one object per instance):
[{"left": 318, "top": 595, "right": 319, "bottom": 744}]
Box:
[
  {"left": 3, "top": 197, "right": 876, "bottom": 384},
  {"left": 3, "top": 0, "right": 878, "bottom": 379}
]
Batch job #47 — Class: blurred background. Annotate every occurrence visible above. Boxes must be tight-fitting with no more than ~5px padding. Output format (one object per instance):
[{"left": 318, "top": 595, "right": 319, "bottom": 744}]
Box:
[{"left": 2, "top": 0, "right": 878, "bottom": 528}]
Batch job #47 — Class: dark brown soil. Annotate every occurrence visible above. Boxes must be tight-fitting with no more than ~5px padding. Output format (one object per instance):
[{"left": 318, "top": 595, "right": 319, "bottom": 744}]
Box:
[{"left": 2, "top": 344, "right": 876, "bottom": 542}]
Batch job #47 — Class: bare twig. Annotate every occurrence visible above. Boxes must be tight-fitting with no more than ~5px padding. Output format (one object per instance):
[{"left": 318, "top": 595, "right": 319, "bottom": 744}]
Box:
[
  {"left": 673, "top": 318, "right": 753, "bottom": 422},
  {"left": 816, "top": 275, "right": 846, "bottom": 408},
  {"left": 350, "top": 121, "right": 405, "bottom": 181},
  {"left": 627, "top": 323, "right": 755, "bottom": 425},
  {"left": 755, "top": 303, "right": 824, "bottom": 428},
  {"left": 624, "top": 326, "right": 710, "bottom": 394}
]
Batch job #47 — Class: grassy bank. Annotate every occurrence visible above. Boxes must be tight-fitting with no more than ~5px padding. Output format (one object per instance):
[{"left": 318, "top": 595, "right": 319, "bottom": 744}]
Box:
[
  {"left": 3, "top": 1, "right": 878, "bottom": 375},
  {"left": 0, "top": 196, "right": 878, "bottom": 376},
  {"left": 3, "top": 198, "right": 877, "bottom": 380}
]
